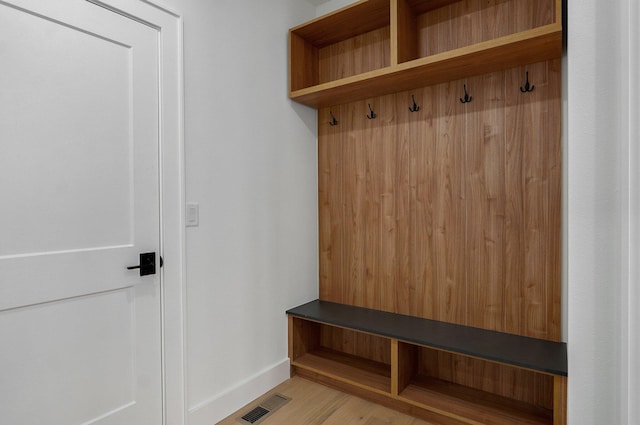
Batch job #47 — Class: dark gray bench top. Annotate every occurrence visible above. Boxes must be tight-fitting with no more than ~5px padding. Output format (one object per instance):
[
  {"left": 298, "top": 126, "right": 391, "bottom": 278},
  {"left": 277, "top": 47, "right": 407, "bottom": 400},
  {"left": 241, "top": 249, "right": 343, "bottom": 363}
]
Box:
[{"left": 287, "top": 299, "right": 567, "bottom": 376}]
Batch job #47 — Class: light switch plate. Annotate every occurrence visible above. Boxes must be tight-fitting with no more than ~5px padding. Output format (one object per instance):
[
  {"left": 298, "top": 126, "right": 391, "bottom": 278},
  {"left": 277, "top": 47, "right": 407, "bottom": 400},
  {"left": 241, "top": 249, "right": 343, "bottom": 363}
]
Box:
[{"left": 186, "top": 203, "right": 199, "bottom": 227}]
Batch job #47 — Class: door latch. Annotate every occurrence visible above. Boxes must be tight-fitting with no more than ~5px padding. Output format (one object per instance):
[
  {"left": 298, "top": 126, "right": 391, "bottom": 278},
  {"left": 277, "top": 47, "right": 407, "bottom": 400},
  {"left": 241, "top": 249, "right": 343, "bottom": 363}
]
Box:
[{"left": 126, "top": 252, "right": 156, "bottom": 276}]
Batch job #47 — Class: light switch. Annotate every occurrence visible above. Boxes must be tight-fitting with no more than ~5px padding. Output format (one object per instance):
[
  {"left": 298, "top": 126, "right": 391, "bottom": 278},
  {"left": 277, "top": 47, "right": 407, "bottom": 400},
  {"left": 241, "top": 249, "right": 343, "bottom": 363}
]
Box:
[{"left": 186, "top": 203, "right": 199, "bottom": 227}]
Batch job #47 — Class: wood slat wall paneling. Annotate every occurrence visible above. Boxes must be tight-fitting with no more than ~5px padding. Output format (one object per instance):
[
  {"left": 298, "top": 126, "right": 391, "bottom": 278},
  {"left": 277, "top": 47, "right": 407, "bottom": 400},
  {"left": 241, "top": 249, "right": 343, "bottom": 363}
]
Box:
[
  {"left": 395, "top": 90, "right": 416, "bottom": 317},
  {"left": 319, "top": 106, "right": 344, "bottom": 302},
  {"left": 503, "top": 59, "right": 562, "bottom": 341},
  {"left": 504, "top": 64, "right": 527, "bottom": 338},
  {"left": 393, "top": 92, "right": 412, "bottom": 315},
  {"left": 465, "top": 71, "right": 506, "bottom": 334},
  {"left": 406, "top": 83, "right": 468, "bottom": 324},
  {"left": 317, "top": 59, "right": 561, "bottom": 339},
  {"left": 430, "top": 81, "right": 467, "bottom": 325},
  {"left": 343, "top": 101, "right": 367, "bottom": 306}
]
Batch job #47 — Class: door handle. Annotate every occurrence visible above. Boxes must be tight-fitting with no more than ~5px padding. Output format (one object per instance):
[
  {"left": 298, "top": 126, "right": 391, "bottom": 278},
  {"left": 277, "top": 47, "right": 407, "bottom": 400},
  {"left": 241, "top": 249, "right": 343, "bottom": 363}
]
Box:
[{"left": 126, "top": 252, "right": 156, "bottom": 276}]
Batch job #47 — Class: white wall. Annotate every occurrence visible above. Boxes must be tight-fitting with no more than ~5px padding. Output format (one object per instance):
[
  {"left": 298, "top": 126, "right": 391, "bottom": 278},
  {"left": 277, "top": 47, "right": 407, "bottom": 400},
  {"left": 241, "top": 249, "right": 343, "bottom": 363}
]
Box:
[
  {"left": 567, "top": 0, "right": 638, "bottom": 424},
  {"left": 314, "top": 0, "right": 353, "bottom": 16},
  {"left": 156, "top": 1, "right": 319, "bottom": 423}
]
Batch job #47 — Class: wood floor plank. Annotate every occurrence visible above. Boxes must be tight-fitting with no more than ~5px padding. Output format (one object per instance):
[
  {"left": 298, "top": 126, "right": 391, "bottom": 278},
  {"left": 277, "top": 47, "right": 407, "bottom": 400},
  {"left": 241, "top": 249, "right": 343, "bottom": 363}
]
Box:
[{"left": 216, "top": 377, "right": 436, "bottom": 425}]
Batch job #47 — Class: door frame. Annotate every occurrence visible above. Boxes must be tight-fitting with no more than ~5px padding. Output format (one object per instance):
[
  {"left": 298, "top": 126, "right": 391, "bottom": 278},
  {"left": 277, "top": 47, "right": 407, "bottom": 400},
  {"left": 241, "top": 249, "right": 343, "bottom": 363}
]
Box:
[{"left": 86, "top": 1, "right": 186, "bottom": 424}]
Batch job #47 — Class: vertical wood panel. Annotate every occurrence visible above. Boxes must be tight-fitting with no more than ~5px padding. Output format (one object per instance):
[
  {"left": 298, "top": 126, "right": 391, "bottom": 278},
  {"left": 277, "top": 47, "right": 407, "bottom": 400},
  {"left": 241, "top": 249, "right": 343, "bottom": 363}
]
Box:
[
  {"left": 289, "top": 32, "right": 318, "bottom": 91},
  {"left": 395, "top": 0, "right": 418, "bottom": 63},
  {"left": 394, "top": 93, "right": 412, "bottom": 314},
  {"left": 342, "top": 101, "right": 367, "bottom": 306},
  {"left": 318, "top": 27, "right": 390, "bottom": 84},
  {"left": 504, "top": 65, "right": 526, "bottom": 336},
  {"left": 368, "top": 95, "right": 399, "bottom": 312},
  {"left": 523, "top": 61, "right": 549, "bottom": 339},
  {"left": 465, "top": 71, "right": 506, "bottom": 333},
  {"left": 431, "top": 80, "right": 467, "bottom": 325},
  {"left": 408, "top": 85, "right": 436, "bottom": 319},
  {"left": 290, "top": 317, "right": 320, "bottom": 360},
  {"left": 363, "top": 99, "right": 383, "bottom": 310},
  {"left": 319, "top": 106, "right": 344, "bottom": 303},
  {"left": 410, "top": 81, "right": 467, "bottom": 324},
  {"left": 503, "top": 60, "right": 562, "bottom": 340},
  {"left": 553, "top": 376, "right": 568, "bottom": 425},
  {"left": 396, "top": 342, "right": 418, "bottom": 394}
]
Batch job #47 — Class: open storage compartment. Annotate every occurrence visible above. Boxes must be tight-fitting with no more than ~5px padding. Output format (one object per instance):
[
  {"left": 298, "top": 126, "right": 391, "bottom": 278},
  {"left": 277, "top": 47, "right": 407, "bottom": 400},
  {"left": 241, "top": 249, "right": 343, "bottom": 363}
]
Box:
[
  {"left": 289, "top": 0, "right": 391, "bottom": 92},
  {"left": 289, "top": 316, "right": 392, "bottom": 394},
  {"left": 396, "top": 0, "right": 559, "bottom": 63},
  {"left": 396, "top": 342, "right": 554, "bottom": 425},
  {"left": 288, "top": 0, "right": 562, "bottom": 107}
]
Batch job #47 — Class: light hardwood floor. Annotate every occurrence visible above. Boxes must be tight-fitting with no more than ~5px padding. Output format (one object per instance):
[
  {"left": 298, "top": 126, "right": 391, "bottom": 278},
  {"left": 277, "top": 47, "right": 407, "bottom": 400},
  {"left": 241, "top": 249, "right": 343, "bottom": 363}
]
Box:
[{"left": 217, "top": 376, "right": 434, "bottom": 425}]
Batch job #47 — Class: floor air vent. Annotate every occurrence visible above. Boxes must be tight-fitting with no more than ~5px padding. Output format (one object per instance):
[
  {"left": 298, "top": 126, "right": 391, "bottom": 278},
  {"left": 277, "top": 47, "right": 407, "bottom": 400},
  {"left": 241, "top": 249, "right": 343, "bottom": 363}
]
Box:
[
  {"left": 237, "top": 394, "right": 290, "bottom": 425},
  {"left": 239, "top": 406, "right": 269, "bottom": 424}
]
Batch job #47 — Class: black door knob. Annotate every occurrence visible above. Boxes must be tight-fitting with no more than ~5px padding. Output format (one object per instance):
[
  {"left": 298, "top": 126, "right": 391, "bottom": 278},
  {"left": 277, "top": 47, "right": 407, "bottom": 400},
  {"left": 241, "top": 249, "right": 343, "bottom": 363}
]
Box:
[{"left": 126, "top": 252, "right": 156, "bottom": 276}]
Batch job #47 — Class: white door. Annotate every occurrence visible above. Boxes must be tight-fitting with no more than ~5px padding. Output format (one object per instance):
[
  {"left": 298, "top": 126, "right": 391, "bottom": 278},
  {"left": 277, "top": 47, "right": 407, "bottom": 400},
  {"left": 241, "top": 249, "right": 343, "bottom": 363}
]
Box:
[{"left": 0, "top": 1, "right": 162, "bottom": 424}]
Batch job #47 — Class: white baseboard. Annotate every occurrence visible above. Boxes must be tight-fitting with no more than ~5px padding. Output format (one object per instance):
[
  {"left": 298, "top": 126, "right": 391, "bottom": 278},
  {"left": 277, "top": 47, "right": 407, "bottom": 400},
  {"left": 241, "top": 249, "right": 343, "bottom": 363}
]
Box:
[{"left": 188, "top": 358, "right": 290, "bottom": 425}]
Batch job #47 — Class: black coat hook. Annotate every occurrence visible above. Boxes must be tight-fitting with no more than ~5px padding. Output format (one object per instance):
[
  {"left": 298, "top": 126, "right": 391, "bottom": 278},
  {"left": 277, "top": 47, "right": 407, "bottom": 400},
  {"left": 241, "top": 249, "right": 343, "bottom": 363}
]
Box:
[
  {"left": 409, "top": 95, "right": 420, "bottom": 112},
  {"left": 520, "top": 71, "right": 535, "bottom": 93},
  {"left": 367, "top": 103, "right": 376, "bottom": 119},
  {"left": 460, "top": 84, "right": 472, "bottom": 104},
  {"left": 329, "top": 111, "right": 338, "bottom": 126}
]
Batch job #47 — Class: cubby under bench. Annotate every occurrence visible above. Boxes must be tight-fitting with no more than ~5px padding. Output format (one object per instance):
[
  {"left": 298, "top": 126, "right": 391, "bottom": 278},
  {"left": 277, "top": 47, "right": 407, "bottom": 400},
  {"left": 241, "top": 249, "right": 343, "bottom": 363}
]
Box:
[{"left": 287, "top": 300, "right": 567, "bottom": 425}]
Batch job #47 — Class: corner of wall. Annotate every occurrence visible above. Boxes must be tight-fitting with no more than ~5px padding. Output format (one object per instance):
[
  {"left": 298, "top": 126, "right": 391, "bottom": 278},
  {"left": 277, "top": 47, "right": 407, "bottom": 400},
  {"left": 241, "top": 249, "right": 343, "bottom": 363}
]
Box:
[{"left": 187, "top": 358, "right": 290, "bottom": 425}]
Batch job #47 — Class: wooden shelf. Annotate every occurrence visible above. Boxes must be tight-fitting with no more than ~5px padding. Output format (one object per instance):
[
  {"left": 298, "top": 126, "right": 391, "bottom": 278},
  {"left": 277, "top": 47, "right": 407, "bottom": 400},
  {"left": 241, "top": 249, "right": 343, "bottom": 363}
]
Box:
[
  {"left": 292, "top": 348, "right": 392, "bottom": 394},
  {"left": 288, "top": 0, "right": 563, "bottom": 108},
  {"left": 289, "top": 0, "right": 391, "bottom": 94},
  {"left": 400, "top": 376, "right": 552, "bottom": 425}
]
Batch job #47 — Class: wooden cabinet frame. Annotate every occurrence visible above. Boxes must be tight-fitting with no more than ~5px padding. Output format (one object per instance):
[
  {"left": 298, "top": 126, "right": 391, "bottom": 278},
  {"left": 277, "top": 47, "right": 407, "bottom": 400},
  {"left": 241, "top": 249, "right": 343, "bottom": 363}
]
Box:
[
  {"left": 288, "top": 301, "right": 567, "bottom": 425},
  {"left": 289, "top": 0, "right": 563, "bottom": 107},
  {"left": 287, "top": 0, "right": 566, "bottom": 423}
]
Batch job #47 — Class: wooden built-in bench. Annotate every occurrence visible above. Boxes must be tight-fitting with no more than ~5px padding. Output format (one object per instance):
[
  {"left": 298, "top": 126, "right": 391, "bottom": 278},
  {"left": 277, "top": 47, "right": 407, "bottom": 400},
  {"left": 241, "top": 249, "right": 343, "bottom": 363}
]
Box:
[{"left": 287, "top": 300, "right": 567, "bottom": 425}]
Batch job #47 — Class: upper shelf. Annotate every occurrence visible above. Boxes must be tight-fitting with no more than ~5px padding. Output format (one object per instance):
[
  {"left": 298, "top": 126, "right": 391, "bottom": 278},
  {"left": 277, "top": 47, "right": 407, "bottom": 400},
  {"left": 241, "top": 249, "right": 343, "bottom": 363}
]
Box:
[{"left": 289, "top": 0, "right": 563, "bottom": 108}]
